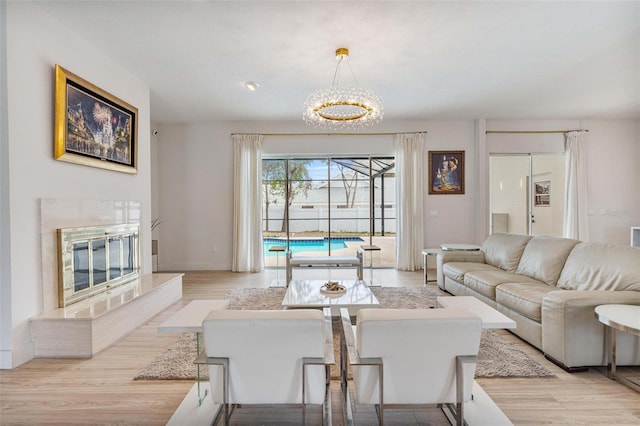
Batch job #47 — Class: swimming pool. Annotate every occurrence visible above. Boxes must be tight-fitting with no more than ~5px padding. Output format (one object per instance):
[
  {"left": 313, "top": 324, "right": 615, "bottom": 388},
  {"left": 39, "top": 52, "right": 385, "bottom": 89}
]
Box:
[{"left": 263, "top": 237, "right": 364, "bottom": 255}]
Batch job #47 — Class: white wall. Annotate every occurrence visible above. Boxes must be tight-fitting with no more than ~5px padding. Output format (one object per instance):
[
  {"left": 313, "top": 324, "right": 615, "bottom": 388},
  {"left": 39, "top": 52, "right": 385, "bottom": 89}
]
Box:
[
  {"left": 584, "top": 120, "right": 640, "bottom": 243},
  {"left": 0, "top": 0, "right": 12, "bottom": 370},
  {"left": 1, "top": 2, "right": 152, "bottom": 368},
  {"left": 154, "top": 118, "right": 638, "bottom": 272},
  {"left": 154, "top": 120, "right": 478, "bottom": 271},
  {"left": 486, "top": 119, "right": 640, "bottom": 244},
  {"left": 150, "top": 124, "right": 160, "bottom": 241},
  {"left": 422, "top": 121, "right": 478, "bottom": 246}
]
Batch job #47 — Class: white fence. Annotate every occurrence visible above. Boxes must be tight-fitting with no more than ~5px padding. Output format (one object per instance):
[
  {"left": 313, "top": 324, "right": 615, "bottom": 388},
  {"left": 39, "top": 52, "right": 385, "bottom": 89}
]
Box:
[{"left": 263, "top": 206, "right": 396, "bottom": 234}]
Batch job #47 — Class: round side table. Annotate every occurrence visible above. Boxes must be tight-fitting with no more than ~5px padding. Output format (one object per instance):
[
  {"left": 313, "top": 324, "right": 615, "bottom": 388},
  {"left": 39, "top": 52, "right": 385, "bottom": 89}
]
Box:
[
  {"left": 441, "top": 243, "right": 481, "bottom": 251},
  {"left": 595, "top": 304, "right": 640, "bottom": 392}
]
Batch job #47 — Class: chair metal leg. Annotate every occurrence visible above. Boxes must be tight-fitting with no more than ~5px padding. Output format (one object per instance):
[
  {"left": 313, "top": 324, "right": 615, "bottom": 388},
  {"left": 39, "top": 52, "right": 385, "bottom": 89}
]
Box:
[
  {"left": 303, "top": 357, "right": 332, "bottom": 426},
  {"left": 222, "top": 360, "right": 230, "bottom": 425},
  {"left": 193, "top": 355, "right": 229, "bottom": 425},
  {"left": 302, "top": 361, "right": 307, "bottom": 425},
  {"left": 442, "top": 355, "right": 477, "bottom": 426},
  {"left": 456, "top": 356, "right": 464, "bottom": 426},
  {"left": 340, "top": 332, "right": 355, "bottom": 426},
  {"left": 377, "top": 363, "right": 384, "bottom": 426},
  {"left": 339, "top": 308, "right": 384, "bottom": 426},
  {"left": 210, "top": 361, "right": 230, "bottom": 426},
  {"left": 323, "top": 364, "right": 332, "bottom": 426}
]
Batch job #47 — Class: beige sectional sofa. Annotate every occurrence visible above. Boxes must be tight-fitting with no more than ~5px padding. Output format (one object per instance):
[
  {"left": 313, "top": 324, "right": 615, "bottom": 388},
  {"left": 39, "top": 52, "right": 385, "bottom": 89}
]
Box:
[{"left": 437, "top": 233, "right": 640, "bottom": 370}]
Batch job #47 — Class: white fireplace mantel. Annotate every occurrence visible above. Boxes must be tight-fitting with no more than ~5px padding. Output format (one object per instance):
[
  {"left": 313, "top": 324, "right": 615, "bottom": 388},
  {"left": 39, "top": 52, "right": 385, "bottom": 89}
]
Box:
[{"left": 40, "top": 199, "right": 143, "bottom": 313}]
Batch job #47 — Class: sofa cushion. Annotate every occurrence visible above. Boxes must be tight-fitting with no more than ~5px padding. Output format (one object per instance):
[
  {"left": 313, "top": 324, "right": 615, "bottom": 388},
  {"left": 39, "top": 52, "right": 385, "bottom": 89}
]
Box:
[
  {"left": 442, "top": 262, "right": 497, "bottom": 283},
  {"left": 557, "top": 242, "right": 640, "bottom": 291},
  {"left": 496, "top": 282, "right": 556, "bottom": 322},
  {"left": 516, "top": 236, "right": 579, "bottom": 286},
  {"left": 464, "top": 270, "right": 542, "bottom": 300},
  {"left": 482, "top": 233, "right": 532, "bottom": 273}
]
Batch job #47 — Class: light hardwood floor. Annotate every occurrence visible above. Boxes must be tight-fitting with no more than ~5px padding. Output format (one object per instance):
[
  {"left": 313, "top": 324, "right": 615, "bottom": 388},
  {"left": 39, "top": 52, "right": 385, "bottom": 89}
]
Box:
[{"left": 1, "top": 269, "right": 639, "bottom": 425}]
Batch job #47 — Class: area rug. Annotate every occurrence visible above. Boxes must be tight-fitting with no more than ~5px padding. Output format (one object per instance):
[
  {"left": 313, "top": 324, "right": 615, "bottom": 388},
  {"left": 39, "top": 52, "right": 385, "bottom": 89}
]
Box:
[{"left": 135, "top": 287, "right": 555, "bottom": 380}]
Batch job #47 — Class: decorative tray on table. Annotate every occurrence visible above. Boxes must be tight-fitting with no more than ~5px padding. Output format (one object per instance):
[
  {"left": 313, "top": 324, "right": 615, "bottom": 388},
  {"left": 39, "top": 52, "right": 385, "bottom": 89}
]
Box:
[{"left": 320, "top": 281, "right": 346, "bottom": 296}]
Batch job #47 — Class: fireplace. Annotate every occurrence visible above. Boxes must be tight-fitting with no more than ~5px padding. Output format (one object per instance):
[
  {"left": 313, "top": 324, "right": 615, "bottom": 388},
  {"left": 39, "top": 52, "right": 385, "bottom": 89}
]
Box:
[{"left": 57, "top": 224, "right": 140, "bottom": 307}]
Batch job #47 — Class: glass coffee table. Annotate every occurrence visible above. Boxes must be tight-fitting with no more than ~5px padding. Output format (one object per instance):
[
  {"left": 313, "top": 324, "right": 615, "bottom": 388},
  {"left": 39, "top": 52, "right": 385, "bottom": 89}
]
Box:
[{"left": 282, "top": 279, "right": 380, "bottom": 315}]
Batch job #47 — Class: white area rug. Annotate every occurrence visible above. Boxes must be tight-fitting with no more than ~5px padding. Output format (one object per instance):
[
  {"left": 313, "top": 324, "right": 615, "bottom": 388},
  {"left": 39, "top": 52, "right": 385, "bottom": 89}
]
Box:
[{"left": 135, "top": 287, "right": 555, "bottom": 380}]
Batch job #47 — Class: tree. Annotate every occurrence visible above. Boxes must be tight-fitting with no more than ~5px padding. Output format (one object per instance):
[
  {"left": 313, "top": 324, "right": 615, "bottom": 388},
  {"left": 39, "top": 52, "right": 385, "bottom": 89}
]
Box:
[
  {"left": 337, "top": 164, "right": 360, "bottom": 208},
  {"left": 262, "top": 160, "right": 312, "bottom": 232},
  {"left": 263, "top": 161, "right": 284, "bottom": 232}
]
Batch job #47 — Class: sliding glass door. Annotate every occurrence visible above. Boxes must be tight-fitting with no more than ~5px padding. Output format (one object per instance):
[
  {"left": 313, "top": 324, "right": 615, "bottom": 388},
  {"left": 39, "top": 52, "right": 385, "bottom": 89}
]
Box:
[
  {"left": 490, "top": 154, "right": 565, "bottom": 236},
  {"left": 262, "top": 156, "right": 396, "bottom": 267}
]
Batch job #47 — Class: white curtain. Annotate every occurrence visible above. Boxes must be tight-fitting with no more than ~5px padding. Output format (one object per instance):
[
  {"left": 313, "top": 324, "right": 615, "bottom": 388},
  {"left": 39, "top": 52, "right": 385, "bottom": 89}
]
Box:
[
  {"left": 563, "top": 131, "right": 589, "bottom": 241},
  {"left": 394, "top": 133, "right": 425, "bottom": 271},
  {"left": 232, "top": 134, "right": 263, "bottom": 272}
]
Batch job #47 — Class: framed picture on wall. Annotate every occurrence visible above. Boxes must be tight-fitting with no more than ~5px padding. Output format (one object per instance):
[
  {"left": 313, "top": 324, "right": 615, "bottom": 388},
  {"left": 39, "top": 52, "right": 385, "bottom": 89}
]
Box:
[
  {"left": 54, "top": 65, "right": 138, "bottom": 174},
  {"left": 428, "top": 150, "right": 465, "bottom": 194},
  {"left": 534, "top": 180, "right": 551, "bottom": 206}
]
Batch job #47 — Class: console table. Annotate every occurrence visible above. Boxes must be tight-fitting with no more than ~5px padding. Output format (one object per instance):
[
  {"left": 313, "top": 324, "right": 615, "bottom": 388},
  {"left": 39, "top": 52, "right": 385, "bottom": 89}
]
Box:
[
  {"left": 422, "top": 244, "right": 481, "bottom": 284},
  {"left": 595, "top": 304, "right": 640, "bottom": 392},
  {"left": 421, "top": 249, "right": 440, "bottom": 284}
]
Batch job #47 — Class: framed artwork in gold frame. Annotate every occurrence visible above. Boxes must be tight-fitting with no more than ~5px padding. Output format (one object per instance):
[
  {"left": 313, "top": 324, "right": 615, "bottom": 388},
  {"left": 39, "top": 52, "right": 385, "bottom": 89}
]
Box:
[
  {"left": 428, "top": 150, "right": 465, "bottom": 195},
  {"left": 54, "top": 65, "right": 138, "bottom": 174}
]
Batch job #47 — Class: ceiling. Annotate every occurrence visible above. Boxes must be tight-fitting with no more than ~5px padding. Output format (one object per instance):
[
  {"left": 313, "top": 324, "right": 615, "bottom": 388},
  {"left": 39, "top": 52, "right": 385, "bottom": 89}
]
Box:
[{"left": 34, "top": 1, "right": 640, "bottom": 124}]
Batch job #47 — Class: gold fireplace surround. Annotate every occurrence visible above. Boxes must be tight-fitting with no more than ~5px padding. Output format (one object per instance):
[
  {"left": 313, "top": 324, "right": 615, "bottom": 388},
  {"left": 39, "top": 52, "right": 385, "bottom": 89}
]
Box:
[{"left": 57, "top": 224, "right": 140, "bottom": 307}]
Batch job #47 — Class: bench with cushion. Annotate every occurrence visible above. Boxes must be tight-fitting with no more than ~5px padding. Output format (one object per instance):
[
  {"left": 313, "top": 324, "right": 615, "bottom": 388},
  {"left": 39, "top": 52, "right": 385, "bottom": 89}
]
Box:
[{"left": 286, "top": 250, "right": 364, "bottom": 284}]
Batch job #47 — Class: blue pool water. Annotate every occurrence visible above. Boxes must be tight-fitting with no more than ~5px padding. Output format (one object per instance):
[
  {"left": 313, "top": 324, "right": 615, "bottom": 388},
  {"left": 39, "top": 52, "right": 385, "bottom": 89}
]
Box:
[{"left": 264, "top": 237, "right": 364, "bottom": 255}]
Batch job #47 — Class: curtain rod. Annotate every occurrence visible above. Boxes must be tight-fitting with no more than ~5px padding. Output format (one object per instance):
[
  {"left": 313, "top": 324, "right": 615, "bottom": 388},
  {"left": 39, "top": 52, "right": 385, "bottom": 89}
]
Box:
[
  {"left": 230, "top": 131, "right": 428, "bottom": 136},
  {"left": 485, "top": 129, "right": 588, "bottom": 134}
]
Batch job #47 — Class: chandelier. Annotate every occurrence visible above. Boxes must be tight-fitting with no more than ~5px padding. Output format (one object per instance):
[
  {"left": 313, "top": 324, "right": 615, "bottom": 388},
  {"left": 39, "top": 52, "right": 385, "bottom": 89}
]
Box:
[{"left": 303, "top": 48, "right": 383, "bottom": 129}]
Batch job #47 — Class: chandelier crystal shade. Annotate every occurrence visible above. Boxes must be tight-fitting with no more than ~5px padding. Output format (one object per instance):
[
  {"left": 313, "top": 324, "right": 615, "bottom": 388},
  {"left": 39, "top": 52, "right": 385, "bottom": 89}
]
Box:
[{"left": 303, "top": 48, "right": 383, "bottom": 129}]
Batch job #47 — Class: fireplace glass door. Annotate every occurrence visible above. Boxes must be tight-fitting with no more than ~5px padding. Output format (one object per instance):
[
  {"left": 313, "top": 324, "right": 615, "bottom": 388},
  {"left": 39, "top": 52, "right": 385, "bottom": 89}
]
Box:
[
  {"left": 122, "top": 235, "right": 135, "bottom": 275},
  {"left": 109, "top": 237, "right": 122, "bottom": 280},
  {"left": 72, "top": 242, "right": 90, "bottom": 292},
  {"left": 58, "top": 224, "right": 140, "bottom": 307},
  {"left": 93, "top": 239, "right": 107, "bottom": 286}
]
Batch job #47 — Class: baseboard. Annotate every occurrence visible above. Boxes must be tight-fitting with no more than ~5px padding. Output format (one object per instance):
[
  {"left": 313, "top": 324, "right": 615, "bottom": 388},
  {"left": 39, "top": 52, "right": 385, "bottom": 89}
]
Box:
[{"left": 544, "top": 354, "right": 589, "bottom": 373}]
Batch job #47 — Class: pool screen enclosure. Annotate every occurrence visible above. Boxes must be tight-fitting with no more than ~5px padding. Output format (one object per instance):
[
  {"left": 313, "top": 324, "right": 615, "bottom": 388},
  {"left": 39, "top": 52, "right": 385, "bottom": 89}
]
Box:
[{"left": 262, "top": 156, "right": 395, "bottom": 262}]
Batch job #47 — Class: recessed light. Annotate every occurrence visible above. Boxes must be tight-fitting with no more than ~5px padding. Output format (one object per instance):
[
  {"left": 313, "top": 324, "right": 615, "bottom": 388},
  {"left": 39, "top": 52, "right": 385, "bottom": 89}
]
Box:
[{"left": 244, "top": 81, "right": 259, "bottom": 91}]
